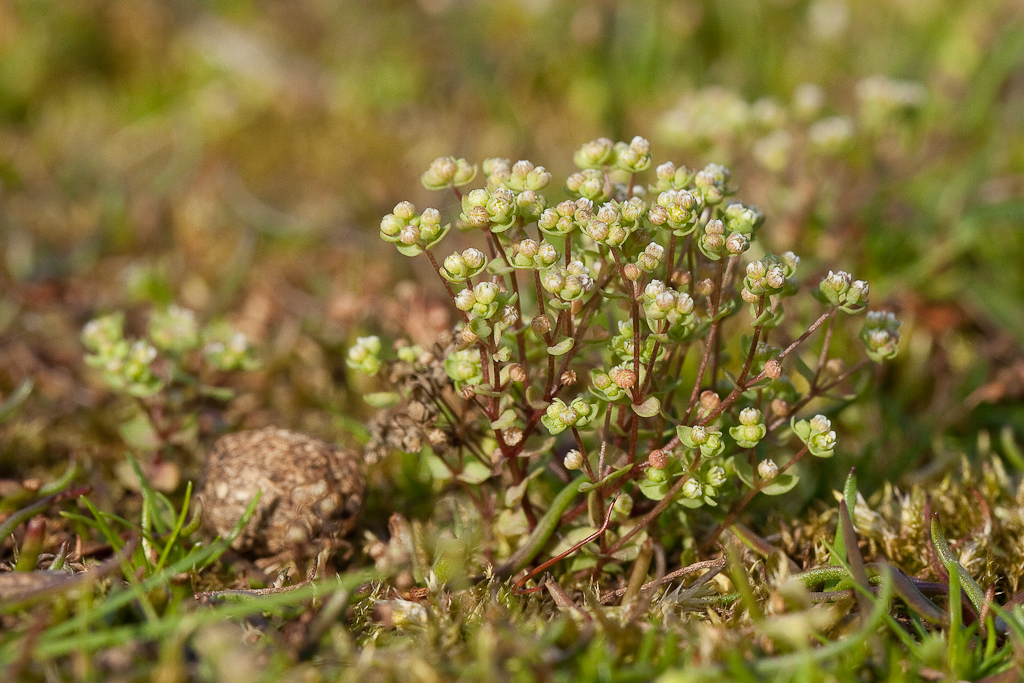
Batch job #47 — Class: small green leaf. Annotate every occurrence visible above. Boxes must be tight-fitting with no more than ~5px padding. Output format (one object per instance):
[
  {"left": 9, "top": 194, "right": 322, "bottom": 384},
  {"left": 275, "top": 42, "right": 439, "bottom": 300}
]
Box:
[
  {"left": 457, "top": 460, "right": 493, "bottom": 485},
  {"left": 631, "top": 396, "right": 660, "bottom": 418},
  {"left": 396, "top": 243, "right": 424, "bottom": 257},
  {"left": 639, "top": 477, "right": 669, "bottom": 501},
  {"left": 761, "top": 473, "right": 799, "bottom": 496},
  {"left": 118, "top": 413, "right": 161, "bottom": 451},
  {"left": 364, "top": 392, "right": 401, "bottom": 409},
  {"left": 490, "top": 409, "right": 517, "bottom": 431},
  {"left": 547, "top": 338, "right": 574, "bottom": 356}
]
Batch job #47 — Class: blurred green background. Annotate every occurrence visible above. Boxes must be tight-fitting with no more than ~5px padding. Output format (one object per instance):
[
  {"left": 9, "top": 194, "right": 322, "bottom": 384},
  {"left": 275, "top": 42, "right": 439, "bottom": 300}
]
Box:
[{"left": 1, "top": 0, "right": 1023, "bottom": 490}]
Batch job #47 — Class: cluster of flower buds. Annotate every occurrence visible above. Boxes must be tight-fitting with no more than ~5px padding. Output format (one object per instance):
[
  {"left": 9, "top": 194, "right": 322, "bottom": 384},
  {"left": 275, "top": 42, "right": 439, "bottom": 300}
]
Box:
[
  {"left": 508, "top": 239, "right": 559, "bottom": 269},
  {"left": 346, "top": 335, "right": 383, "bottom": 377},
  {"left": 651, "top": 161, "right": 695, "bottom": 193},
  {"left": 148, "top": 305, "right": 200, "bottom": 354},
  {"left": 573, "top": 137, "right": 615, "bottom": 169},
  {"left": 515, "top": 189, "right": 547, "bottom": 223},
  {"left": 421, "top": 156, "right": 477, "bottom": 191},
  {"left": 495, "top": 159, "right": 552, "bottom": 193},
  {"left": 541, "top": 261, "right": 594, "bottom": 301},
  {"left": 697, "top": 218, "right": 749, "bottom": 260},
  {"left": 610, "top": 320, "right": 660, "bottom": 363},
  {"left": 641, "top": 280, "right": 695, "bottom": 330},
  {"left": 83, "top": 335, "right": 163, "bottom": 398},
  {"left": 582, "top": 200, "right": 641, "bottom": 248},
  {"left": 460, "top": 187, "right": 517, "bottom": 231},
  {"left": 612, "top": 136, "right": 652, "bottom": 173},
  {"left": 538, "top": 198, "right": 590, "bottom": 236},
  {"left": 84, "top": 308, "right": 256, "bottom": 397},
  {"left": 442, "top": 348, "right": 483, "bottom": 390},
  {"left": 542, "top": 397, "right": 597, "bottom": 435},
  {"left": 636, "top": 242, "right": 664, "bottom": 273},
  {"left": 454, "top": 282, "right": 502, "bottom": 319},
  {"left": 679, "top": 463, "right": 727, "bottom": 506},
  {"left": 729, "top": 407, "right": 767, "bottom": 448},
  {"left": 676, "top": 424, "right": 725, "bottom": 458},
  {"left": 380, "top": 202, "right": 448, "bottom": 256},
  {"left": 693, "top": 163, "right": 731, "bottom": 205},
  {"left": 440, "top": 248, "right": 488, "bottom": 282},
  {"left": 566, "top": 168, "right": 608, "bottom": 202},
  {"left": 793, "top": 414, "right": 837, "bottom": 458},
  {"left": 203, "top": 329, "right": 258, "bottom": 372},
  {"left": 648, "top": 188, "right": 702, "bottom": 235},
  {"left": 741, "top": 252, "right": 799, "bottom": 302},
  {"left": 860, "top": 310, "right": 901, "bottom": 362},
  {"left": 722, "top": 202, "right": 764, "bottom": 236},
  {"left": 590, "top": 364, "right": 637, "bottom": 401},
  {"left": 817, "top": 270, "right": 869, "bottom": 312}
]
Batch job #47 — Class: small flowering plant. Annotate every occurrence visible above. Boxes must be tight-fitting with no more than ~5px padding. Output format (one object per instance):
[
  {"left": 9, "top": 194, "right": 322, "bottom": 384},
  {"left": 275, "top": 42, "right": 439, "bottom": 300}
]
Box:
[
  {"left": 82, "top": 305, "right": 258, "bottom": 469},
  {"left": 353, "top": 139, "right": 901, "bottom": 582}
]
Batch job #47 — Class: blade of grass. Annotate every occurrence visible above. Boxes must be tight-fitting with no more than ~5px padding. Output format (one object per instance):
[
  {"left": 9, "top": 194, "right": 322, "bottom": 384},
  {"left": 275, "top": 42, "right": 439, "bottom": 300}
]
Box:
[{"left": 156, "top": 481, "right": 192, "bottom": 572}]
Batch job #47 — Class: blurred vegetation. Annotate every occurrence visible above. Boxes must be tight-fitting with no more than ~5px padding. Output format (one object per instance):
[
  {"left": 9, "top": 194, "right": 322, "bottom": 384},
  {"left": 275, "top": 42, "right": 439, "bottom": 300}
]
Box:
[{"left": 1, "top": 0, "right": 1024, "bottom": 680}]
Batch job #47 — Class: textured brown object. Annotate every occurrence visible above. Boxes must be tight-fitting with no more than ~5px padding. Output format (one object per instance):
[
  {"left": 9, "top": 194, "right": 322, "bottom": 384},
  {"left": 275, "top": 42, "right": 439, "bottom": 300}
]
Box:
[{"left": 199, "top": 428, "right": 364, "bottom": 556}]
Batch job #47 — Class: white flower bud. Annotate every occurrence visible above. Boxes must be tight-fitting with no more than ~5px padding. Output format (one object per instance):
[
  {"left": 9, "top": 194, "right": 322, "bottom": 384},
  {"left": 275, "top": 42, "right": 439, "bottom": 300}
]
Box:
[{"left": 757, "top": 459, "right": 779, "bottom": 480}]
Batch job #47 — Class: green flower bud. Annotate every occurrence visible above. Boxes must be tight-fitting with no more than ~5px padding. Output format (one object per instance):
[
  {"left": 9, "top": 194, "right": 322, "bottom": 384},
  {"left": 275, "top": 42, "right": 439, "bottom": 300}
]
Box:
[
  {"left": 613, "top": 136, "right": 652, "bottom": 173},
  {"left": 723, "top": 202, "right": 764, "bottom": 236},
  {"left": 652, "top": 189, "right": 702, "bottom": 235},
  {"left": 564, "top": 449, "right": 584, "bottom": 471},
  {"left": 454, "top": 288, "right": 476, "bottom": 311},
  {"left": 515, "top": 189, "right": 547, "bottom": 222},
  {"left": 780, "top": 251, "right": 800, "bottom": 276},
  {"left": 646, "top": 466, "right": 668, "bottom": 483},
  {"left": 637, "top": 242, "right": 664, "bottom": 272},
  {"left": 739, "top": 407, "right": 761, "bottom": 426},
  {"left": 681, "top": 478, "right": 703, "bottom": 499},
  {"left": 860, "top": 310, "right": 901, "bottom": 362},
  {"left": 819, "top": 270, "right": 851, "bottom": 305},
  {"left": 443, "top": 348, "right": 483, "bottom": 388},
  {"left": 566, "top": 169, "right": 607, "bottom": 201},
  {"left": 442, "top": 252, "right": 469, "bottom": 281},
  {"left": 541, "top": 270, "right": 565, "bottom": 295},
  {"left": 757, "top": 459, "right": 779, "bottom": 481},
  {"left": 421, "top": 156, "right": 477, "bottom": 191},
  {"left": 483, "top": 158, "right": 511, "bottom": 187},
  {"left": 613, "top": 494, "right": 633, "bottom": 518},
  {"left": 706, "top": 466, "right": 727, "bottom": 488},
  {"left": 621, "top": 197, "right": 647, "bottom": 224},
  {"left": 473, "top": 282, "right": 498, "bottom": 305},
  {"left": 794, "top": 413, "right": 837, "bottom": 457},
  {"left": 380, "top": 213, "right": 405, "bottom": 238},
  {"left": 725, "top": 232, "right": 749, "bottom": 255},
  {"left": 584, "top": 219, "right": 609, "bottom": 243},
  {"left": 574, "top": 137, "right": 615, "bottom": 169},
  {"left": 393, "top": 201, "right": 416, "bottom": 221}
]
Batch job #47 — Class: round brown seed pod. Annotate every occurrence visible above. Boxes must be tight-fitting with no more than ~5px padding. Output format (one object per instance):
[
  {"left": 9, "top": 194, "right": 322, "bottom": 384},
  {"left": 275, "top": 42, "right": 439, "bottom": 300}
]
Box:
[{"left": 199, "top": 427, "right": 364, "bottom": 557}]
